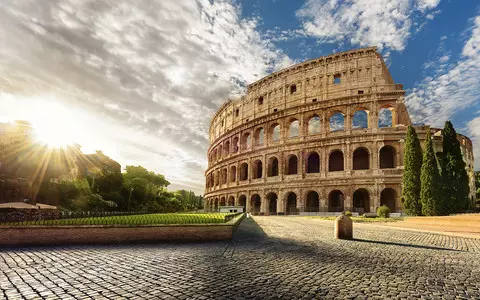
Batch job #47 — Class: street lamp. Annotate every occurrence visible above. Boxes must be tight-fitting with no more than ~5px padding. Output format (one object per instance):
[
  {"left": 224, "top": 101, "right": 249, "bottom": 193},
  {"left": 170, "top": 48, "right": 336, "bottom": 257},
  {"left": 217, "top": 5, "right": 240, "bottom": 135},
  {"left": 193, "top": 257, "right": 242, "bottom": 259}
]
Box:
[{"left": 128, "top": 187, "right": 134, "bottom": 211}]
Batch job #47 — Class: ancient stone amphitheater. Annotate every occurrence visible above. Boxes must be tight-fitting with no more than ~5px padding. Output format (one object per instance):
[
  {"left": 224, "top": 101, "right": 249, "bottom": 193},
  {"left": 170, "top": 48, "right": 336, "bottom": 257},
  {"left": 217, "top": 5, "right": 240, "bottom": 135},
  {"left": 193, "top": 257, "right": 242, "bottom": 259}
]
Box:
[{"left": 204, "top": 47, "right": 475, "bottom": 215}]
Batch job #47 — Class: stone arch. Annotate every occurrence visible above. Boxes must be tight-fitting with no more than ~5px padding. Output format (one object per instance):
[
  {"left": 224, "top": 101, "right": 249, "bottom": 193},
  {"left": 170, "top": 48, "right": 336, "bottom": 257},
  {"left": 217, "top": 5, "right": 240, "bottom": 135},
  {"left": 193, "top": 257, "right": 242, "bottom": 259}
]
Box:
[
  {"left": 286, "top": 154, "right": 298, "bottom": 175},
  {"left": 305, "top": 191, "right": 320, "bottom": 212},
  {"left": 380, "top": 188, "right": 397, "bottom": 212},
  {"left": 285, "top": 192, "right": 298, "bottom": 215},
  {"left": 251, "top": 194, "right": 261, "bottom": 213},
  {"left": 289, "top": 119, "right": 300, "bottom": 138},
  {"left": 218, "top": 144, "right": 223, "bottom": 159},
  {"left": 378, "top": 105, "right": 396, "bottom": 128},
  {"left": 241, "top": 132, "right": 252, "bottom": 150},
  {"left": 380, "top": 145, "right": 396, "bottom": 169},
  {"left": 239, "top": 162, "right": 249, "bottom": 181},
  {"left": 328, "top": 190, "right": 344, "bottom": 212},
  {"left": 232, "top": 136, "right": 239, "bottom": 153},
  {"left": 329, "top": 111, "right": 345, "bottom": 132},
  {"left": 329, "top": 150, "right": 344, "bottom": 171},
  {"left": 270, "top": 123, "right": 281, "bottom": 142},
  {"left": 255, "top": 127, "right": 265, "bottom": 146},
  {"left": 353, "top": 188, "right": 370, "bottom": 213},
  {"left": 352, "top": 109, "right": 369, "bottom": 129},
  {"left": 252, "top": 159, "right": 263, "bottom": 179},
  {"left": 266, "top": 192, "right": 278, "bottom": 214},
  {"left": 221, "top": 168, "right": 227, "bottom": 184},
  {"left": 213, "top": 148, "right": 218, "bottom": 161},
  {"left": 227, "top": 195, "right": 235, "bottom": 206},
  {"left": 353, "top": 147, "right": 370, "bottom": 170},
  {"left": 307, "top": 114, "right": 321, "bottom": 134},
  {"left": 224, "top": 140, "right": 230, "bottom": 155},
  {"left": 306, "top": 151, "right": 320, "bottom": 173},
  {"left": 230, "top": 165, "right": 236, "bottom": 182},
  {"left": 220, "top": 196, "right": 226, "bottom": 206},
  {"left": 238, "top": 195, "right": 247, "bottom": 208},
  {"left": 268, "top": 156, "right": 279, "bottom": 177}
]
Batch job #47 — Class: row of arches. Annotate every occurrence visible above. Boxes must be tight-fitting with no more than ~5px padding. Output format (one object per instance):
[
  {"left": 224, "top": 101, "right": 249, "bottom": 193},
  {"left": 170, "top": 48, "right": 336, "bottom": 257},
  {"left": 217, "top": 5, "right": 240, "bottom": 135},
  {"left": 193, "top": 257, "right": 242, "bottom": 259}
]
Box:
[
  {"left": 209, "top": 106, "right": 396, "bottom": 164},
  {"left": 206, "top": 146, "right": 397, "bottom": 187},
  {"left": 207, "top": 188, "right": 398, "bottom": 214}
]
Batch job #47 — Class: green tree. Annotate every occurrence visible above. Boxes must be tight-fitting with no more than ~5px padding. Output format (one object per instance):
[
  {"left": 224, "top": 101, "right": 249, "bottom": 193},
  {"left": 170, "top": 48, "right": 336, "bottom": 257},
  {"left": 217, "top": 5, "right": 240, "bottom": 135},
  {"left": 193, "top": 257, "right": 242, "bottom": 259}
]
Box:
[
  {"left": 442, "top": 121, "right": 470, "bottom": 213},
  {"left": 402, "top": 126, "right": 423, "bottom": 215},
  {"left": 420, "top": 130, "right": 442, "bottom": 216}
]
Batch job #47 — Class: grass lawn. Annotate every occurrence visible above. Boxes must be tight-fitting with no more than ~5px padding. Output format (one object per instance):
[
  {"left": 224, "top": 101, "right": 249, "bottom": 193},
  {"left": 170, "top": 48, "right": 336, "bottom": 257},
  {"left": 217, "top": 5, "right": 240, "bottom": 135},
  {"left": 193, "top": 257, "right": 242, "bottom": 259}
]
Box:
[
  {"left": 306, "top": 216, "right": 403, "bottom": 223},
  {"left": 2, "top": 213, "right": 238, "bottom": 226}
]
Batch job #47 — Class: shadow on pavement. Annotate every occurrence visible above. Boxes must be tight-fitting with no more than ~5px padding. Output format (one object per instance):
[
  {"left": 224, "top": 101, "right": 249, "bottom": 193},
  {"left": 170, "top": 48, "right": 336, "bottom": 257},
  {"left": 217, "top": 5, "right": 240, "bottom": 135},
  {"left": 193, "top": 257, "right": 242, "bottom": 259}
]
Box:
[
  {"left": 233, "top": 216, "right": 268, "bottom": 241},
  {"left": 352, "top": 238, "right": 462, "bottom": 252}
]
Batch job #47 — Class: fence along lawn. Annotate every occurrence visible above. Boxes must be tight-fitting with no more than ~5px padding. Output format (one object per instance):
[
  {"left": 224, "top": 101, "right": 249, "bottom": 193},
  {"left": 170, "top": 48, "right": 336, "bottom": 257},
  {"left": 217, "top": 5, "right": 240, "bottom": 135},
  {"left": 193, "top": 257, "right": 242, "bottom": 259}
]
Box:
[{"left": 1, "top": 213, "right": 238, "bottom": 226}]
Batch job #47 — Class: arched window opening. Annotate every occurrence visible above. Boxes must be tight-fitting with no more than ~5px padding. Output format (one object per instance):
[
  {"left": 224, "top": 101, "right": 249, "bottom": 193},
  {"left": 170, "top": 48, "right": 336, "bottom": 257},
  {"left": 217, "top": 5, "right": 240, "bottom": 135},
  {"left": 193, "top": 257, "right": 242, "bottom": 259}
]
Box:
[
  {"left": 308, "top": 115, "right": 321, "bottom": 134},
  {"left": 220, "top": 197, "right": 226, "bottom": 207},
  {"left": 353, "top": 110, "right": 368, "bottom": 129},
  {"left": 251, "top": 194, "right": 261, "bottom": 213},
  {"left": 286, "top": 192, "right": 297, "bottom": 215},
  {"left": 329, "top": 150, "right": 344, "bottom": 172},
  {"left": 232, "top": 137, "right": 239, "bottom": 153},
  {"left": 330, "top": 112, "right": 345, "bottom": 131},
  {"left": 230, "top": 166, "right": 236, "bottom": 182},
  {"left": 271, "top": 124, "right": 281, "bottom": 142},
  {"left": 378, "top": 107, "right": 393, "bottom": 128},
  {"left": 289, "top": 120, "right": 300, "bottom": 138},
  {"left": 228, "top": 196, "right": 234, "bottom": 206},
  {"left": 268, "top": 157, "right": 279, "bottom": 177},
  {"left": 353, "top": 148, "right": 369, "bottom": 170},
  {"left": 306, "top": 191, "right": 320, "bottom": 212},
  {"left": 286, "top": 155, "right": 298, "bottom": 175},
  {"left": 213, "top": 149, "right": 217, "bottom": 161},
  {"left": 218, "top": 145, "right": 222, "bottom": 159},
  {"left": 224, "top": 141, "right": 230, "bottom": 155},
  {"left": 255, "top": 128, "right": 265, "bottom": 146},
  {"left": 328, "top": 190, "right": 344, "bottom": 212},
  {"left": 240, "top": 163, "right": 248, "bottom": 181},
  {"left": 221, "top": 168, "right": 227, "bottom": 184},
  {"left": 380, "top": 188, "right": 397, "bottom": 212},
  {"left": 353, "top": 188, "right": 370, "bottom": 214},
  {"left": 252, "top": 160, "right": 263, "bottom": 179},
  {"left": 242, "top": 133, "right": 251, "bottom": 150},
  {"left": 380, "top": 146, "right": 396, "bottom": 169},
  {"left": 214, "top": 198, "right": 219, "bottom": 211},
  {"left": 267, "top": 192, "right": 278, "bottom": 214},
  {"left": 307, "top": 152, "right": 320, "bottom": 173},
  {"left": 238, "top": 195, "right": 246, "bottom": 208}
]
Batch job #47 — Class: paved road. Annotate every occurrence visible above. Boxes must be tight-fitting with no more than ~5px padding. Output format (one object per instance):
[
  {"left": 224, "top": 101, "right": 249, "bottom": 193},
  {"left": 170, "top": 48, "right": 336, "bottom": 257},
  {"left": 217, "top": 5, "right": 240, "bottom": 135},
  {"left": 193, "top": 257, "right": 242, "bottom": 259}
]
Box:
[{"left": 1, "top": 217, "right": 480, "bottom": 299}]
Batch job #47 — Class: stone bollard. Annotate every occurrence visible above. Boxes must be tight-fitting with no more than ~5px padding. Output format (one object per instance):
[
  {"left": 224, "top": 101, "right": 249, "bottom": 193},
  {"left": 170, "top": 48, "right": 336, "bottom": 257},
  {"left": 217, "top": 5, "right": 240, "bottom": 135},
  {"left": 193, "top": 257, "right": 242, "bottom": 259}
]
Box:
[{"left": 334, "top": 214, "right": 353, "bottom": 240}]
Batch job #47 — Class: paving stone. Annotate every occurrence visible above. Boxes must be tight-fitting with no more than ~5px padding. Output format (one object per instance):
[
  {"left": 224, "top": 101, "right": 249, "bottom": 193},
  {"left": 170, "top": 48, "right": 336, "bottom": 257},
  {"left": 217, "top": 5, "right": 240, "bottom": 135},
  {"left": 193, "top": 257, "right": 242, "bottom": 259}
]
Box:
[{"left": 1, "top": 217, "right": 480, "bottom": 299}]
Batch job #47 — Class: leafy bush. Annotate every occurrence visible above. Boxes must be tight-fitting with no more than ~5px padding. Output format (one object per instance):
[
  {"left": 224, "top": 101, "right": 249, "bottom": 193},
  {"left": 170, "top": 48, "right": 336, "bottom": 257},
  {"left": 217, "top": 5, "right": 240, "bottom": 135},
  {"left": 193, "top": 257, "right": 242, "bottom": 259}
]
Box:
[
  {"left": 343, "top": 210, "right": 352, "bottom": 217},
  {"left": 376, "top": 205, "right": 390, "bottom": 218}
]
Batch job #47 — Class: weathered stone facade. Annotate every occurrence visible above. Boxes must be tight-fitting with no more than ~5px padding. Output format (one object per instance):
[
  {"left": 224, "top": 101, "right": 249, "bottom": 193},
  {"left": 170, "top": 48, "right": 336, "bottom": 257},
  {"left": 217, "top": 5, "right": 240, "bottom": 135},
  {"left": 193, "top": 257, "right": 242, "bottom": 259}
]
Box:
[{"left": 204, "top": 47, "right": 475, "bottom": 214}]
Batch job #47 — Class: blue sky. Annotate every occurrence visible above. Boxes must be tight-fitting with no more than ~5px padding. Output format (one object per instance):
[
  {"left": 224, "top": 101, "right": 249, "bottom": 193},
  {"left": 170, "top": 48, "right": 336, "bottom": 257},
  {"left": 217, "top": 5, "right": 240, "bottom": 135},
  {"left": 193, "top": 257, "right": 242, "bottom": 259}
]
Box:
[{"left": 0, "top": 0, "right": 479, "bottom": 194}]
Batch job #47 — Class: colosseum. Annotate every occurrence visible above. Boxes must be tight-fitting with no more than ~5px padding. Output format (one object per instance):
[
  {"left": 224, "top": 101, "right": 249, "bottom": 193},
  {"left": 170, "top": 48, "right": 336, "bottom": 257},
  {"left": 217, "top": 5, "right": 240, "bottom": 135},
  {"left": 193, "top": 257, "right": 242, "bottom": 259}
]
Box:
[{"left": 204, "top": 47, "right": 476, "bottom": 215}]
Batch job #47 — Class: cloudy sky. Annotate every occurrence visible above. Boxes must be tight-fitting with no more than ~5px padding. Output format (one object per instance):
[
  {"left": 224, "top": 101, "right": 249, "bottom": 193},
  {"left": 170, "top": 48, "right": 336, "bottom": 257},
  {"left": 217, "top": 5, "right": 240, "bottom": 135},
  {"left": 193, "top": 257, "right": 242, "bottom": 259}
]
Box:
[{"left": 0, "top": 0, "right": 479, "bottom": 194}]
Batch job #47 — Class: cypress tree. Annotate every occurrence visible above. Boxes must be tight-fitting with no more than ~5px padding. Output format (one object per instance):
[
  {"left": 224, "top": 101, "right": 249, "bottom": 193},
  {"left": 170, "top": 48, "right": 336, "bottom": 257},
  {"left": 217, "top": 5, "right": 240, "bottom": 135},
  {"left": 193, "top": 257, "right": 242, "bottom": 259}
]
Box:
[
  {"left": 420, "top": 130, "right": 442, "bottom": 216},
  {"left": 442, "top": 121, "right": 470, "bottom": 213},
  {"left": 402, "top": 126, "right": 423, "bottom": 215}
]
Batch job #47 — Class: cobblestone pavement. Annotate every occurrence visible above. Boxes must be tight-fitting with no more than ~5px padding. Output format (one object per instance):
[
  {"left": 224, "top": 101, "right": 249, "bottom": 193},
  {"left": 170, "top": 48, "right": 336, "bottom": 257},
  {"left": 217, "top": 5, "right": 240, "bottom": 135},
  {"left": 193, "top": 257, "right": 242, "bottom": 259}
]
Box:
[{"left": 1, "top": 217, "right": 480, "bottom": 300}]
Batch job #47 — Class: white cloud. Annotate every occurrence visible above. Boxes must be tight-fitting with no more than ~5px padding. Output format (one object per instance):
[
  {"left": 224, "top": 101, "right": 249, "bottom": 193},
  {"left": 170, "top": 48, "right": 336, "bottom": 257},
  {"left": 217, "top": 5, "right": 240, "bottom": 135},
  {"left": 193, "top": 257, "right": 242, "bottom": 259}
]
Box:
[
  {"left": 296, "top": 0, "right": 441, "bottom": 51},
  {"left": 0, "top": 0, "right": 292, "bottom": 194},
  {"left": 406, "top": 16, "right": 480, "bottom": 127}
]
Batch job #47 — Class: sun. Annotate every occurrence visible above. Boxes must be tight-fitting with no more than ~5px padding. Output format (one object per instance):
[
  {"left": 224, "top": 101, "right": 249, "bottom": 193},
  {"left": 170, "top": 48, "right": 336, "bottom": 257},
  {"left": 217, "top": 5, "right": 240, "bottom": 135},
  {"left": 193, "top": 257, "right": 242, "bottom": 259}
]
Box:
[{"left": 30, "top": 101, "right": 80, "bottom": 148}]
